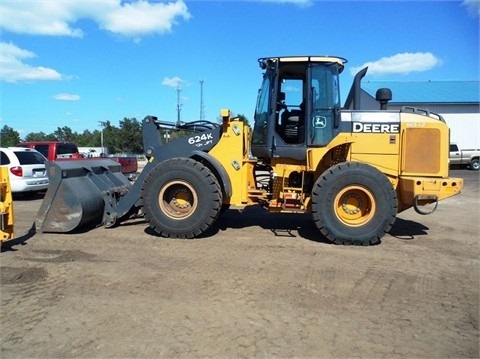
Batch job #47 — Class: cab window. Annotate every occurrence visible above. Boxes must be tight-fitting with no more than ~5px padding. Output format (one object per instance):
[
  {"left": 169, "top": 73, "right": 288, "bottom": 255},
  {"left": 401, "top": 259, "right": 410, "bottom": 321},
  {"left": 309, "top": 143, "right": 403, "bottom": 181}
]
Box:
[{"left": 252, "top": 76, "right": 271, "bottom": 145}]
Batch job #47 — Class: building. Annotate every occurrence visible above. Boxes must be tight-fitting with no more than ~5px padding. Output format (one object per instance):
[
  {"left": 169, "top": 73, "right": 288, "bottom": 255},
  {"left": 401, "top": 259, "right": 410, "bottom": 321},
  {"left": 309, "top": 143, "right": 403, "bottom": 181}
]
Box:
[{"left": 360, "top": 81, "right": 480, "bottom": 149}]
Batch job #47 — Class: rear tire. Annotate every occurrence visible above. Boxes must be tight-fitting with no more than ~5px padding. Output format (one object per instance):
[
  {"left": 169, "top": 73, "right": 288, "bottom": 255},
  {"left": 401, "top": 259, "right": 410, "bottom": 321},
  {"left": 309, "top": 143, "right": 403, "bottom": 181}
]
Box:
[
  {"left": 141, "top": 158, "right": 222, "bottom": 238},
  {"left": 311, "top": 162, "right": 397, "bottom": 245}
]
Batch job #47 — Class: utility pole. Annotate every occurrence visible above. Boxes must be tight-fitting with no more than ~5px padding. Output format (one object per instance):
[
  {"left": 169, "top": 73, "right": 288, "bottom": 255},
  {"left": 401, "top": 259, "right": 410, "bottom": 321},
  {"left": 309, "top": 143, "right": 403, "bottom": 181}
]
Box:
[
  {"left": 199, "top": 79, "right": 205, "bottom": 121},
  {"left": 176, "top": 80, "right": 182, "bottom": 124},
  {"left": 99, "top": 121, "right": 107, "bottom": 155}
]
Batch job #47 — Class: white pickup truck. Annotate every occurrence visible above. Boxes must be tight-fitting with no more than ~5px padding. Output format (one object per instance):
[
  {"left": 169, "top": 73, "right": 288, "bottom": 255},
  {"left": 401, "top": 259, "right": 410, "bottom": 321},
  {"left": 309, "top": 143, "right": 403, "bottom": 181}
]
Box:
[{"left": 449, "top": 143, "right": 480, "bottom": 171}]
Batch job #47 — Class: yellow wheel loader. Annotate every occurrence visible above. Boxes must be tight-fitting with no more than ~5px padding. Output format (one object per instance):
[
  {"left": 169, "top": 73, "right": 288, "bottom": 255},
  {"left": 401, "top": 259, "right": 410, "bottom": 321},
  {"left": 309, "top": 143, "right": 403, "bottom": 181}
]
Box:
[
  {"left": 36, "top": 56, "right": 463, "bottom": 245},
  {"left": 1, "top": 166, "right": 14, "bottom": 242}
]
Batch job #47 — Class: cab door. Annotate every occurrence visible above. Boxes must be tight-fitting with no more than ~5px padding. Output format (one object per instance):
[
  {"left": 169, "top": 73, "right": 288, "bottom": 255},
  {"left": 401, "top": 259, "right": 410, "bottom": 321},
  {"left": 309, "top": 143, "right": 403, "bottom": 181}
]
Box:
[{"left": 306, "top": 63, "right": 341, "bottom": 147}]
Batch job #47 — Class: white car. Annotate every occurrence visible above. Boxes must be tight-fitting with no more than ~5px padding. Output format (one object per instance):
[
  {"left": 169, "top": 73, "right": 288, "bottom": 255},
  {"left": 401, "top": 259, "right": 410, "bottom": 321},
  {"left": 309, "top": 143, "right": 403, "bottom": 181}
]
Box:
[{"left": 0, "top": 147, "right": 49, "bottom": 193}]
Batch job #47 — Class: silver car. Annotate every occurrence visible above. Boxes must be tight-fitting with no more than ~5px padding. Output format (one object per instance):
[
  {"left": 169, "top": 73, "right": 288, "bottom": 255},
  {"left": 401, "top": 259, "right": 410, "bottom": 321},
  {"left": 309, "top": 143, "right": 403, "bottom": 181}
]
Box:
[{"left": 0, "top": 147, "right": 49, "bottom": 193}]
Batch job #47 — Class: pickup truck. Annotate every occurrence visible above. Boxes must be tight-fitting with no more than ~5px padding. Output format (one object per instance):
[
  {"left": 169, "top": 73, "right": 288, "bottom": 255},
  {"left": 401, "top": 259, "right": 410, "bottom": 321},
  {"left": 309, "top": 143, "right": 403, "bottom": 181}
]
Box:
[
  {"left": 17, "top": 141, "right": 138, "bottom": 175},
  {"left": 449, "top": 143, "right": 480, "bottom": 171}
]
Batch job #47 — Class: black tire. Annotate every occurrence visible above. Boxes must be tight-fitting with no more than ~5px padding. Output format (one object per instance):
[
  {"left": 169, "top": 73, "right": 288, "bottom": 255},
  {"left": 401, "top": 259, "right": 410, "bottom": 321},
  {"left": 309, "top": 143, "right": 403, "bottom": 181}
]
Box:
[
  {"left": 311, "top": 162, "right": 397, "bottom": 245},
  {"left": 141, "top": 158, "right": 222, "bottom": 238},
  {"left": 469, "top": 159, "right": 479, "bottom": 171}
]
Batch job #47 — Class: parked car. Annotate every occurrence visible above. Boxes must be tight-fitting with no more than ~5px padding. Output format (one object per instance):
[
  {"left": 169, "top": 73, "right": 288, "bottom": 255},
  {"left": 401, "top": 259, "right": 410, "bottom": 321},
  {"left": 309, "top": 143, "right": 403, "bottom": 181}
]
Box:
[
  {"left": 449, "top": 143, "right": 480, "bottom": 171},
  {"left": 0, "top": 147, "right": 49, "bottom": 193},
  {"left": 17, "top": 141, "right": 138, "bottom": 175}
]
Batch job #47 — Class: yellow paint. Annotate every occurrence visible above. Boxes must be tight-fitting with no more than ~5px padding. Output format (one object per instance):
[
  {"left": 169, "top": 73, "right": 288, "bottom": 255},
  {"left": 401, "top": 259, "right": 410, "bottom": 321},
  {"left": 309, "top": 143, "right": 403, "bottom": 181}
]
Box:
[
  {"left": 0, "top": 166, "right": 14, "bottom": 242},
  {"left": 208, "top": 108, "right": 463, "bottom": 216},
  {"left": 208, "top": 116, "right": 255, "bottom": 206}
]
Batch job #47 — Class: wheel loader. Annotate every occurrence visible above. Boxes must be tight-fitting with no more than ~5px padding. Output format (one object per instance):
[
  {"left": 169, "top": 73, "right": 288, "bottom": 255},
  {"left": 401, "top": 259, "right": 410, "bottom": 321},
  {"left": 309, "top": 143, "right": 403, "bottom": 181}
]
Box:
[
  {"left": 1, "top": 166, "right": 14, "bottom": 242},
  {"left": 36, "top": 56, "right": 463, "bottom": 245}
]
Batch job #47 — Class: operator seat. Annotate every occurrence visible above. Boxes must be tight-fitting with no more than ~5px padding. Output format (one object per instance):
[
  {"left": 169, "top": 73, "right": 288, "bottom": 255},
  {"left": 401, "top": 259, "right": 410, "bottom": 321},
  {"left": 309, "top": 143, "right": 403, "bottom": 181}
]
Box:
[{"left": 282, "top": 109, "right": 304, "bottom": 144}]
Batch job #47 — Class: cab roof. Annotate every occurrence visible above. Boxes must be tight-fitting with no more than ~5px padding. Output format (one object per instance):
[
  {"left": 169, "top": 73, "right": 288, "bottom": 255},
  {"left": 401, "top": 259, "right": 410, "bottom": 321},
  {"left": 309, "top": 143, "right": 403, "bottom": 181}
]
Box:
[{"left": 258, "top": 56, "right": 347, "bottom": 72}]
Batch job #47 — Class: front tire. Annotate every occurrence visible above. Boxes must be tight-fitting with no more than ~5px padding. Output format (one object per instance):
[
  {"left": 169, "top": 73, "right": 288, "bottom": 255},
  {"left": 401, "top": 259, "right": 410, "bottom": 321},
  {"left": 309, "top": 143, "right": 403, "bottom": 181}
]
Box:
[
  {"left": 141, "top": 158, "right": 222, "bottom": 238},
  {"left": 311, "top": 162, "right": 397, "bottom": 245},
  {"left": 469, "top": 159, "right": 479, "bottom": 171}
]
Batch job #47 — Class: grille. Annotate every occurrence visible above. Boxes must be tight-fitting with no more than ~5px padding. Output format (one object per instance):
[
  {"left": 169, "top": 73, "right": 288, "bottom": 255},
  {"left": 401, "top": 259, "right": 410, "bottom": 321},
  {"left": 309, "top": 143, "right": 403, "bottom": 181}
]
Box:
[{"left": 403, "top": 128, "right": 440, "bottom": 174}]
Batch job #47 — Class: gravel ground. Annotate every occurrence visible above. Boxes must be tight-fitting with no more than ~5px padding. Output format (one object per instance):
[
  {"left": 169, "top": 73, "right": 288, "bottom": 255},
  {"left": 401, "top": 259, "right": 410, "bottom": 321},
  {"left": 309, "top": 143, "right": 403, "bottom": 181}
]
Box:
[{"left": 1, "top": 168, "right": 478, "bottom": 358}]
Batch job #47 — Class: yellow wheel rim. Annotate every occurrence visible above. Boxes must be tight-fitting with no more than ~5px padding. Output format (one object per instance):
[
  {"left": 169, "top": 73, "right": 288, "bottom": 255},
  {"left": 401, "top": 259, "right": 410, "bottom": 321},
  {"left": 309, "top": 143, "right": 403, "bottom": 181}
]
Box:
[
  {"left": 159, "top": 180, "right": 198, "bottom": 220},
  {"left": 334, "top": 185, "right": 376, "bottom": 226}
]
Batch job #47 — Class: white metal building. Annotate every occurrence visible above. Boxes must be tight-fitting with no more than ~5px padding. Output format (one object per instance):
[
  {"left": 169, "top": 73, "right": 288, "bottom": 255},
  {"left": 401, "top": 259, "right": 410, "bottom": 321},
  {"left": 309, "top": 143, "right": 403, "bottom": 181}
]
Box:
[{"left": 360, "top": 81, "right": 480, "bottom": 149}]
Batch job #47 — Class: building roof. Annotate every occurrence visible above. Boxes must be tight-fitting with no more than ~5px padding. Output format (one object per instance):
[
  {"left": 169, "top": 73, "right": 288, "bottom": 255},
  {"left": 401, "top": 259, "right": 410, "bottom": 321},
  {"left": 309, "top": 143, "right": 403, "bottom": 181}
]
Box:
[{"left": 361, "top": 81, "right": 480, "bottom": 104}]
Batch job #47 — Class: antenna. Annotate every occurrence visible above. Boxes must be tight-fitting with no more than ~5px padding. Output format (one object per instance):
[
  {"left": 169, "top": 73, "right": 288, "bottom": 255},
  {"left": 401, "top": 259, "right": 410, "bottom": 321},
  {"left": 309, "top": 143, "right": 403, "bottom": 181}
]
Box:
[{"left": 199, "top": 79, "right": 205, "bottom": 121}]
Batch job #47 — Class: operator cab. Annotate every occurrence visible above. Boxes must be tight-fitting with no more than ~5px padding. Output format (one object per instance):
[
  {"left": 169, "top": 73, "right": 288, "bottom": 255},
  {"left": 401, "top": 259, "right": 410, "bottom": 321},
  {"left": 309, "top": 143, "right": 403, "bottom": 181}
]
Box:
[{"left": 251, "top": 56, "right": 346, "bottom": 161}]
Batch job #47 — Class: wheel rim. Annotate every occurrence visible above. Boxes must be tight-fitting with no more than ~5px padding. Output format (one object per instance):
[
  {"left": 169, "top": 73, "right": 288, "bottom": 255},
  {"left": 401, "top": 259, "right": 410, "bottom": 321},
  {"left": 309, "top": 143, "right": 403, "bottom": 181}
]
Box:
[
  {"left": 334, "top": 185, "right": 376, "bottom": 226},
  {"left": 159, "top": 180, "right": 198, "bottom": 220}
]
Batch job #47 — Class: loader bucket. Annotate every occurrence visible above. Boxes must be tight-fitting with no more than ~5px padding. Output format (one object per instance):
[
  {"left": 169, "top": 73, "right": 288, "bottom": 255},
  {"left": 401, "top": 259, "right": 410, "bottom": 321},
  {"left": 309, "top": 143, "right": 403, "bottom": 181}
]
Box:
[{"left": 36, "top": 159, "right": 132, "bottom": 233}]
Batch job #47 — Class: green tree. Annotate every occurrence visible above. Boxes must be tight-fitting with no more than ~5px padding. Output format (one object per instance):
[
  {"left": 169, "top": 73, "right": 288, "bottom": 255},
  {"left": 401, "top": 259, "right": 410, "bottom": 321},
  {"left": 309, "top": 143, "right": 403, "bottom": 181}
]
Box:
[
  {"left": 53, "top": 126, "right": 78, "bottom": 143},
  {"left": 0, "top": 125, "right": 21, "bottom": 147},
  {"left": 24, "top": 132, "right": 56, "bottom": 141},
  {"left": 117, "top": 118, "right": 143, "bottom": 153},
  {"left": 101, "top": 121, "right": 120, "bottom": 154},
  {"left": 77, "top": 129, "right": 101, "bottom": 147}
]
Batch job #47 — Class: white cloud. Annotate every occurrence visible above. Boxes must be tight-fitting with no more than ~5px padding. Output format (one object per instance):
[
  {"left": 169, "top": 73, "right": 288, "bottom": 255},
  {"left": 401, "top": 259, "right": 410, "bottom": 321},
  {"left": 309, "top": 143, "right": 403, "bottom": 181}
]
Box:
[
  {"left": 0, "top": 0, "right": 191, "bottom": 38},
  {"left": 349, "top": 52, "right": 442, "bottom": 77},
  {"left": 462, "top": 0, "right": 480, "bottom": 18},
  {"left": 0, "top": 42, "right": 63, "bottom": 83},
  {"left": 100, "top": 1, "right": 191, "bottom": 37},
  {"left": 162, "top": 76, "right": 184, "bottom": 87},
  {"left": 54, "top": 93, "right": 81, "bottom": 101},
  {"left": 0, "top": 1, "right": 87, "bottom": 37},
  {"left": 257, "top": 0, "right": 312, "bottom": 6}
]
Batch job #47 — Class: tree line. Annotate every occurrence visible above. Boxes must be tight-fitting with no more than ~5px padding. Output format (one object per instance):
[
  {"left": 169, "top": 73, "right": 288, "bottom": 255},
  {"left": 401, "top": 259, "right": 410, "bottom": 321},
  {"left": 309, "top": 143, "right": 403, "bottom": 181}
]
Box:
[
  {"left": 1, "top": 114, "right": 250, "bottom": 154},
  {"left": 1, "top": 118, "right": 157, "bottom": 154}
]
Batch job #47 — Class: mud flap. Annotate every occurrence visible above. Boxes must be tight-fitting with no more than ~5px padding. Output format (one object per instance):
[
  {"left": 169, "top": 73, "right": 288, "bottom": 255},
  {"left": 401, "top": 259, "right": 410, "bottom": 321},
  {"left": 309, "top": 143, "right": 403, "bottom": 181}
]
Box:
[{"left": 36, "top": 160, "right": 131, "bottom": 233}]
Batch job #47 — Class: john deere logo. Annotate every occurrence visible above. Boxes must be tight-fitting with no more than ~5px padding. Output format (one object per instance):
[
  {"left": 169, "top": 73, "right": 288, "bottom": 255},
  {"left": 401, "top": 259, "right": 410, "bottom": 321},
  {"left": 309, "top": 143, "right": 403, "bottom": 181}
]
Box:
[{"left": 313, "top": 116, "right": 327, "bottom": 128}]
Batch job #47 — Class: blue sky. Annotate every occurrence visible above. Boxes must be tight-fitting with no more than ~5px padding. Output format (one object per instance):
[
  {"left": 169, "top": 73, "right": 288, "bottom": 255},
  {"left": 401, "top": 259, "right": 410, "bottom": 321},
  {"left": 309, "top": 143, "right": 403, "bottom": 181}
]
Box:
[{"left": 1, "top": 0, "right": 479, "bottom": 138}]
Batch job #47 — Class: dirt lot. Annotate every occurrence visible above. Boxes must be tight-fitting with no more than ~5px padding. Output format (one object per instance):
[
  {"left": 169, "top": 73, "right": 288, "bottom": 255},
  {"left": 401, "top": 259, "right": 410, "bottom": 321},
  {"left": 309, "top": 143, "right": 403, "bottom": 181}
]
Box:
[{"left": 1, "top": 169, "right": 479, "bottom": 358}]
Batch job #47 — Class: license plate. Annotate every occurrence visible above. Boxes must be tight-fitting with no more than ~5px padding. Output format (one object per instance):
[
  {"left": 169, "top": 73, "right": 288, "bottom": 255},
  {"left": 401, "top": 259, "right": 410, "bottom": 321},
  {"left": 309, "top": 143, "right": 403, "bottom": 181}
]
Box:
[{"left": 33, "top": 169, "right": 46, "bottom": 177}]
